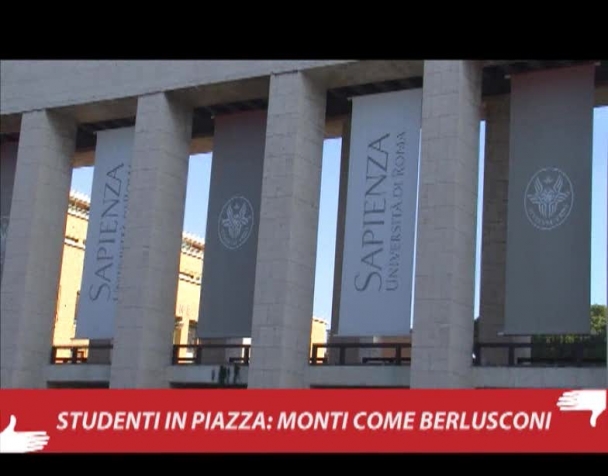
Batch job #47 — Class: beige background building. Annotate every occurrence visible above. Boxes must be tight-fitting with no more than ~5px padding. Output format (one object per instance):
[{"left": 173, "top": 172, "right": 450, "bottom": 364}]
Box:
[{"left": 52, "top": 190, "right": 328, "bottom": 363}]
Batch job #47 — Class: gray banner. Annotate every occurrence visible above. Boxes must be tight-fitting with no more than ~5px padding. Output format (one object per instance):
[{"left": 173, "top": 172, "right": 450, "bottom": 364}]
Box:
[
  {"left": 0, "top": 142, "right": 19, "bottom": 282},
  {"left": 198, "top": 111, "right": 267, "bottom": 338},
  {"left": 504, "top": 64, "right": 595, "bottom": 335},
  {"left": 75, "top": 127, "right": 134, "bottom": 339},
  {"left": 337, "top": 89, "right": 422, "bottom": 336}
]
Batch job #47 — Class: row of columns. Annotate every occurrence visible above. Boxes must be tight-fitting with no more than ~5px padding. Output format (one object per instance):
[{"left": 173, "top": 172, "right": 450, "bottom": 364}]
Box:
[
  {"left": 0, "top": 70, "right": 330, "bottom": 389},
  {"left": 1, "top": 61, "right": 520, "bottom": 389}
]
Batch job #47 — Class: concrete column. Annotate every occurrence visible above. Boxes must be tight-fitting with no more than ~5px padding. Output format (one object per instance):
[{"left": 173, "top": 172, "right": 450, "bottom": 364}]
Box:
[
  {"left": 328, "top": 114, "right": 361, "bottom": 365},
  {"left": 109, "top": 92, "right": 192, "bottom": 388},
  {"left": 410, "top": 60, "right": 482, "bottom": 389},
  {"left": 0, "top": 141, "right": 19, "bottom": 283},
  {"left": 330, "top": 114, "right": 351, "bottom": 336},
  {"left": 0, "top": 110, "right": 76, "bottom": 388},
  {"left": 478, "top": 95, "right": 529, "bottom": 366},
  {"left": 248, "top": 71, "right": 327, "bottom": 388}
]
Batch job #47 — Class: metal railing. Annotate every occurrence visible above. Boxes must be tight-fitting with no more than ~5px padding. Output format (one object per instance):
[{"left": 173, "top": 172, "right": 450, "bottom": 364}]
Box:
[
  {"left": 50, "top": 343, "right": 113, "bottom": 364},
  {"left": 49, "top": 339, "right": 606, "bottom": 368},
  {"left": 171, "top": 343, "right": 251, "bottom": 365},
  {"left": 310, "top": 342, "right": 412, "bottom": 366},
  {"left": 473, "top": 341, "right": 606, "bottom": 367}
]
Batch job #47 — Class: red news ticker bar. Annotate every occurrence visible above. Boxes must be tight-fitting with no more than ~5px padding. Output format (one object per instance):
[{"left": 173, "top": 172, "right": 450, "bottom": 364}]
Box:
[{"left": 0, "top": 389, "right": 607, "bottom": 453}]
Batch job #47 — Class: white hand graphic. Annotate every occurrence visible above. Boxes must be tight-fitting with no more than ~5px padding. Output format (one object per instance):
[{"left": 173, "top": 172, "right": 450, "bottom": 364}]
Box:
[
  {"left": 556, "top": 390, "right": 607, "bottom": 428},
  {"left": 0, "top": 415, "right": 50, "bottom": 453}
]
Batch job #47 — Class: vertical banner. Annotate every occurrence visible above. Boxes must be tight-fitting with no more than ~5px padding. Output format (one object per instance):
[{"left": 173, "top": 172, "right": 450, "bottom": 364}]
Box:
[
  {"left": 504, "top": 65, "right": 595, "bottom": 335},
  {"left": 337, "top": 89, "right": 422, "bottom": 337},
  {"left": 0, "top": 141, "right": 19, "bottom": 281},
  {"left": 75, "top": 127, "right": 134, "bottom": 339},
  {"left": 198, "top": 111, "right": 267, "bottom": 338}
]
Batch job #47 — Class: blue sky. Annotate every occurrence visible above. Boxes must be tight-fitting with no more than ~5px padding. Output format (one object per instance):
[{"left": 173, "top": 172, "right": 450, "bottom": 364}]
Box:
[{"left": 71, "top": 106, "right": 608, "bottom": 325}]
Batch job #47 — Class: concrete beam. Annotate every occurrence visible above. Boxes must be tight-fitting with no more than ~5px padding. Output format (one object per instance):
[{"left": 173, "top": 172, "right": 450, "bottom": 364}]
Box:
[
  {"left": 307, "top": 60, "right": 423, "bottom": 89},
  {"left": 71, "top": 116, "right": 345, "bottom": 169}
]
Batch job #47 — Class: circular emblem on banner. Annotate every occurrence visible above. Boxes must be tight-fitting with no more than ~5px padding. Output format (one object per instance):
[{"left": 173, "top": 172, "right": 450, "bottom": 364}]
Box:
[
  {"left": 524, "top": 167, "right": 574, "bottom": 231},
  {"left": 218, "top": 196, "right": 254, "bottom": 250}
]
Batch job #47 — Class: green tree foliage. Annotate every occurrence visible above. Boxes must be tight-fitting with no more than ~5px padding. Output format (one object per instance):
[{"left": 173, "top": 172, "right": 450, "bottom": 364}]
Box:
[
  {"left": 590, "top": 304, "right": 607, "bottom": 335},
  {"left": 531, "top": 304, "right": 606, "bottom": 362}
]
